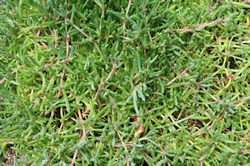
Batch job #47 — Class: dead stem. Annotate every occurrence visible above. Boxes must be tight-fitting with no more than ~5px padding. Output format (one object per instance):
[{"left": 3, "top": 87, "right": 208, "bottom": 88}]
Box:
[{"left": 123, "top": 0, "right": 132, "bottom": 36}]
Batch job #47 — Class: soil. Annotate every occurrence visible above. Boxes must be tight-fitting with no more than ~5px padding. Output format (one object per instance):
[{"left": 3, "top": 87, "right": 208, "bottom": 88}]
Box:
[
  {"left": 1, "top": 145, "right": 15, "bottom": 165},
  {"left": 1, "top": 145, "right": 24, "bottom": 165}
]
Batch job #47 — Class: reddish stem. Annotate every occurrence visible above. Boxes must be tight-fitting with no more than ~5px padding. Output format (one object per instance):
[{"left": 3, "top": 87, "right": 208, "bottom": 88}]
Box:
[
  {"left": 43, "top": 57, "right": 70, "bottom": 69},
  {"left": 151, "top": 88, "right": 161, "bottom": 100},
  {"left": 238, "top": 149, "right": 250, "bottom": 153},
  {"left": 36, "top": 0, "right": 46, "bottom": 36},
  {"left": 78, "top": 109, "right": 86, "bottom": 138},
  {"left": 95, "top": 61, "right": 117, "bottom": 99},
  {"left": 94, "top": 86, "right": 102, "bottom": 99},
  {"left": 0, "top": 65, "right": 23, "bottom": 84},
  {"left": 209, "top": 0, "right": 213, "bottom": 11},
  {"left": 70, "top": 109, "right": 86, "bottom": 166},
  {"left": 154, "top": 134, "right": 165, "bottom": 153},
  {"left": 70, "top": 149, "right": 78, "bottom": 166},
  {"left": 165, "top": 17, "right": 230, "bottom": 33},
  {"left": 200, "top": 153, "right": 205, "bottom": 166},
  {"left": 195, "top": 82, "right": 222, "bottom": 103},
  {"left": 166, "top": 68, "right": 190, "bottom": 86},
  {"left": 197, "top": 18, "right": 229, "bottom": 29},
  {"left": 106, "top": 61, "right": 117, "bottom": 82}
]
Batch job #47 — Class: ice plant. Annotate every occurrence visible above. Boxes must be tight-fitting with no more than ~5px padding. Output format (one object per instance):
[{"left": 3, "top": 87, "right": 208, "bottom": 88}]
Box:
[{"left": 1, "top": 0, "right": 250, "bottom": 165}]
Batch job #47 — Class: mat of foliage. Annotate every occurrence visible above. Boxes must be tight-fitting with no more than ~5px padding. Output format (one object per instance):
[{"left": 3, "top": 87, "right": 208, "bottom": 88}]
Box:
[{"left": 1, "top": 0, "right": 250, "bottom": 165}]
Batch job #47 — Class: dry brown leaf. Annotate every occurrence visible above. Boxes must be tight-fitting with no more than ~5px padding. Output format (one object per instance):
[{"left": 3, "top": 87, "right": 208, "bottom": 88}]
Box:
[{"left": 133, "top": 117, "right": 144, "bottom": 139}]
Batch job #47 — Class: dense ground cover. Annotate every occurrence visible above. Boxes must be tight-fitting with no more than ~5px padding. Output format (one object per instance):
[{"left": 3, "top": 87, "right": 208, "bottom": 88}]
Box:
[{"left": 1, "top": 0, "right": 250, "bottom": 165}]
